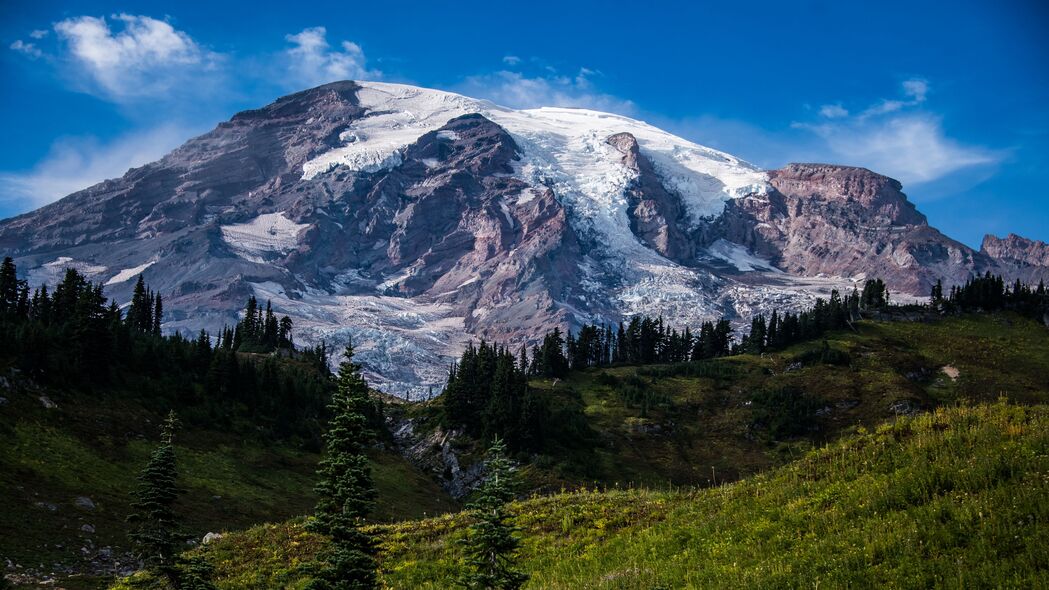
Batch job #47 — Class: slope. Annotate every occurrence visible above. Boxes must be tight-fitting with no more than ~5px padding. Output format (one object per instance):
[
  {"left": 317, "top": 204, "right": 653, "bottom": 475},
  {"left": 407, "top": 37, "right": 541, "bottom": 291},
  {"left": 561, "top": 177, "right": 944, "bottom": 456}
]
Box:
[
  {"left": 116, "top": 401, "right": 1049, "bottom": 588},
  {"left": 395, "top": 312, "right": 1049, "bottom": 494},
  {"left": 0, "top": 361, "right": 457, "bottom": 589}
]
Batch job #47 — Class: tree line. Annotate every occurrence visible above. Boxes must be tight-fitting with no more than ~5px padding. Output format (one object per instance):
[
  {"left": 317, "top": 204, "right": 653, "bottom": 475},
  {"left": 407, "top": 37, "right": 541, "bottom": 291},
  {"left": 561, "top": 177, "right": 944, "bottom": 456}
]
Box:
[
  {"left": 0, "top": 257, "right": 332, "bottom": 443},
  {"left": 442, "top": 340, "right": 592, "bottom": 454},
  {"left": 930, "top": 272, "right": 1047, "bottom": 316},
  {"left": 517, "top": 279, "right": 891, "bottom": 378}
]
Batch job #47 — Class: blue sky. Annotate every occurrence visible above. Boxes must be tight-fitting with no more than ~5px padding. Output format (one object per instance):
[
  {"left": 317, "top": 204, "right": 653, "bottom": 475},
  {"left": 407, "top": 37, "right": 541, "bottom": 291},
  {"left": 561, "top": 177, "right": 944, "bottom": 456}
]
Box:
[{"left": 1, "top": 0, "right": 1047, "bottom": 247}]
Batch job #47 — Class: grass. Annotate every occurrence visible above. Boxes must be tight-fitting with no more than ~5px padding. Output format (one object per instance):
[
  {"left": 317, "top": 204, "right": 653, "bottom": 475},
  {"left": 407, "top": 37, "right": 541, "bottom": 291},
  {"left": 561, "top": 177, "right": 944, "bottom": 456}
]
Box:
[
  {"left": 8, "top": 312, "right": 1049, "bottom": 587},
  {"left": 116, "top": 401, "right": 1049, "bottom": 588},
  {"left": 497, "top": 313, "right": 1049, "bottom": 491},
  {"left": 0, "top": 381, "right": 456, "bottom": 588}
]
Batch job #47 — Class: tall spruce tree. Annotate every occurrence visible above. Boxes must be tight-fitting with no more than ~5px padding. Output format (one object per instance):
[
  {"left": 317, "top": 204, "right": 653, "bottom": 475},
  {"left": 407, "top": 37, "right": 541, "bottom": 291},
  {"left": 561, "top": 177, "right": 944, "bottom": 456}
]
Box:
[
  {"left": 127, "top": 411, "right": 182, "bottom": 579},
  {"left": 458, "top": 437, "right": 528, "bottom": 590},
  {"left": 308, "top": 343, "right": 378, "bottom": 590}
]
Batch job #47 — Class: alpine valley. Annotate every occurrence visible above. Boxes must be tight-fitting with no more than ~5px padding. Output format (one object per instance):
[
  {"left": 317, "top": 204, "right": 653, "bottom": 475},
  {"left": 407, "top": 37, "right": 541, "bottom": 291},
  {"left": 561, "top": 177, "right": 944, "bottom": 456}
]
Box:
[{"left": 1, "top": 80, "right": 1046, "bottom": 393}]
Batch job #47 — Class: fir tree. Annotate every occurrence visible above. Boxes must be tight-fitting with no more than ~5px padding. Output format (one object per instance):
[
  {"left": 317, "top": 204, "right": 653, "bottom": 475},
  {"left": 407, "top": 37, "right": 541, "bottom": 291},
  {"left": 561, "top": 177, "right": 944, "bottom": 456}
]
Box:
[
  {"left": 458, "top": 438, "right": 528, "bottom": 590},
  {"left": 0, "top": 256, "right": 19, "bottom": 316},
  {"left": 176, "top": 555, "right": 219, "bottom": 590},
  {"left": 308, "top": 343, "right": 378, "bottom": 590},
  {"left": 153, "top": 293, "right": 163, "bottom": 335},
  {"left": 127, "top": 411, "right": 182, "bottom": 579}
]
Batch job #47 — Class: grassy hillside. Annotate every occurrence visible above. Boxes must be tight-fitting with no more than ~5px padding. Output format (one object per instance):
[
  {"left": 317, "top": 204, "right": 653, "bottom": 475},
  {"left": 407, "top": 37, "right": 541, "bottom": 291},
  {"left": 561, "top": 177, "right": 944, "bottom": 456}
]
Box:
[
  {"left": 117, "top": 401, "right": 1049, "bottom": 588},
  {"left": 401, "top": 313, "right": 1049, "bottom": 493},
  {"left": 6, "top": 312, "right": 1048, "bottom": 587},
  {"left": 0, "top": 377, "right": 457, "bottom": 589}
]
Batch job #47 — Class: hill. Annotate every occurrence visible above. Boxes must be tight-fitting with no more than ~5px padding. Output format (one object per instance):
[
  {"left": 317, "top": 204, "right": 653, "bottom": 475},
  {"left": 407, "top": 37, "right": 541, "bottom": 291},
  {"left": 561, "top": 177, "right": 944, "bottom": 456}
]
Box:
[
  {"left": 395, "top": 312, "right": 1049, "bottom": 493},
  {"left": 4, "top": 311, "right": 1047, "bottom": 588},
  {"left": 0, "top": 359, "right": 456, "bottom": 589},
  {"left": 113, "top": 401, "right": 1049, "bottom": 588}
]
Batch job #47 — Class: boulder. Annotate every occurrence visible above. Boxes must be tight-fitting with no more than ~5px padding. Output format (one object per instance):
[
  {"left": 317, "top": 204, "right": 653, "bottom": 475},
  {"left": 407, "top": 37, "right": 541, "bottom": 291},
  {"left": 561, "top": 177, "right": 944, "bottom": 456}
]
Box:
[
  {"left": 73, "top": 496, "right": 95, "bottom": 511},
  {"left": 202, "top": 532, "right": 224, "bottom": 545}
]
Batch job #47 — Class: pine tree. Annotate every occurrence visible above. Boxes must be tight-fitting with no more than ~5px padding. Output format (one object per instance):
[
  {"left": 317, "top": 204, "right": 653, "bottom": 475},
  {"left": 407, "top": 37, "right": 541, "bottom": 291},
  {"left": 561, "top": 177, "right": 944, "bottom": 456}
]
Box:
[
  {"left": 308, "top": 343, "right": 378, "bottom": 590},
  {"left": 127, "top": 412, "right": 182, "bottom": 579},
  {"left": 458, "top": 438, "right": 528, "bottom": 590}
]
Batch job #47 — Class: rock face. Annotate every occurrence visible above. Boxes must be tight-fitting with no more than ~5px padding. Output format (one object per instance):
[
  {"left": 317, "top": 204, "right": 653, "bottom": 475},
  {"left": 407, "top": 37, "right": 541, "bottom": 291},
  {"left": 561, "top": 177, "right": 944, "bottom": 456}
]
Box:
[
  {"left": 982, "top": 234, "right": 1049, "bottom": 278},
  {"left": 1, "top": 82, "right": 1044, "bottom": 392},
  {"left": 606, "top": 132, "right": 694, "bottom": 263},
  {"left": 713, "top": 163, "right": 994, "bottom": 295}
]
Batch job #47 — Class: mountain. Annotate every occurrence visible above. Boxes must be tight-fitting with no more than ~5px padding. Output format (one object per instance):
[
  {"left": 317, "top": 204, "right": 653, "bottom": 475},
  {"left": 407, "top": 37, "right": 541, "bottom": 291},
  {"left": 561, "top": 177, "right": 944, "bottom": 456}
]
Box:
[{"left": 2, "top": 80, "right": 1046, "bottom": 393}]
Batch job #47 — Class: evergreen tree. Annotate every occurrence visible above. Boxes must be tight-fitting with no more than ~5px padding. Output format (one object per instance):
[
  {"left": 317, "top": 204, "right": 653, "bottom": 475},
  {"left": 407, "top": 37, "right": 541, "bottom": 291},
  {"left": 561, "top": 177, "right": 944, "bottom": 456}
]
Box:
[
  {"left": 127, "top": 275, "right": 154, "bottom": 334},
  {"left": 127, "top": 411, "right": 182, "bottom": 579},
  {"left": 535, "top": 328, "right": 568, "bottom": 378},
  {"left": 153, "top": 293, "right": 163, "bottom": 335},
  {"left": 0, "top": 256, "right": 20, "bottom": 316},
  {"left": 930, "top": 279, "right": 944, "bottom": 304},
  {"left": 279, "top": 315, "right": 294, "bottom": 348},
  {"left": 308, "top": 344, "right": 378, "bottom": 590},
  {"left": 458, "top": 438, "right": 528, "bottom": 590},
  {"left": 176, "top": 556, "right": 219, "bottom": 590}
]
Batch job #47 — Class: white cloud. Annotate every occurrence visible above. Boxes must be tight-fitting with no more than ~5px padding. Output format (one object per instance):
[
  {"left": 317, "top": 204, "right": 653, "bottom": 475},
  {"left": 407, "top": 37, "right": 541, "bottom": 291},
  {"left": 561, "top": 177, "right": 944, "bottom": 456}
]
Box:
[
  {"left": 671, "top": 77, "right": 997, "bottom": 189},
  {"left": 502, "top": 55, "right": 521, "bottom": 66},
  {"left": 858, "top": 78, "right": 929, "bottom": 120},
  {"left": 819, "top": 104, "right": 848, "bottom": 118},
  {"left": 29, "top": 29, "right": 49, "bottom": 40},
  {"left": 902, "top": 78, "right": 928, "bottom": 102},
  {"left": 51, "top": 13, "right": 220, "bottom": 101},
  {"left": 0, "top": 125, "right": 194, "bottom": 210},
  {"left": 281, "top": 27, "right": 380, "bottom": 90},
  {"left": 10, "top": 40, "right": 42, "bottom": 59},
  {"left": 456, "top": 69, "right": 635, "bottom": 114},
  {"left": 791, "top": 78, "right": 998, "bottom": 186},
  {"left": 810, "top": 115, "right": 996, "bottom": 184}
]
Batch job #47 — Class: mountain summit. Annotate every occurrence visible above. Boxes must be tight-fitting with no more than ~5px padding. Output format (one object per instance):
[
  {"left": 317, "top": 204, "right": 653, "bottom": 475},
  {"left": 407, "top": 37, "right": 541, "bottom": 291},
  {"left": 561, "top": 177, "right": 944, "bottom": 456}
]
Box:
[{"left": 2, "top": 81, "right": 1044, "bottom": 392}]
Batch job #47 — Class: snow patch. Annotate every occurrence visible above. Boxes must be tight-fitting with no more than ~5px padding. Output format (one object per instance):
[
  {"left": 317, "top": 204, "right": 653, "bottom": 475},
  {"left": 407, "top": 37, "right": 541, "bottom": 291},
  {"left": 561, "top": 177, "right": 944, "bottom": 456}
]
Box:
[
  {"left": 220, "top": 212, "right": 309, "bottom": 262},
  {"left": 27, "top": 257, "right": 107, "bottom": 287},
  {"left": 516, "top": 188, "right": 540, "bottom": 205},
  {"left": 436, "top": 130, "right": 460, "bottom": 141},
  {"left": 707, "top": 239, "right": 780, "bottom": 272},
  {"left": 105, "top": 260, "right": 157, "bottom": 285}
]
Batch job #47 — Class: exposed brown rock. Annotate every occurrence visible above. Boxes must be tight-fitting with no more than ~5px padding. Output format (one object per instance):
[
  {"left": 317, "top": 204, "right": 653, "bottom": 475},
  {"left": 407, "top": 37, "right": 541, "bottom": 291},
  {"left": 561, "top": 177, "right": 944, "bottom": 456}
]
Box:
[
  {"left": 981, "top": 233, "right": 1049, "bottom": 268},
  {"left": 714, "top": 163, "right": 994, "bottom": 295},
  {"left": 606, "top": 132, "right": 694, "bottom": 263}
]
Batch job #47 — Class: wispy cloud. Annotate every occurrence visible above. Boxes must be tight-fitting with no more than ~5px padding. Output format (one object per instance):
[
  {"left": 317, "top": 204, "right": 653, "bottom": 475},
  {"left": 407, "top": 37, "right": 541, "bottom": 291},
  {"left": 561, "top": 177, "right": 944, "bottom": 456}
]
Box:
[
  {"left": 791, "top": 78, "right": 998, "bottom": 186},
  {"left": 856, "top": 77, "right": 928, "bottom": 119},
  {"left": 280, "top": 26, "right": 380, "bottom": 91},
  {"left": 818, "top": 104, "right": 849, "bottom": 119},
  {"left": 49, "top": 14, "right": 222, "bottom": 102},
  {"left": 9, "top": 39, "right": 42, "bottom": 59},
  {"left": 798, "top": 114, "right": 998, "bottom": 184},
  {"left": 456, "top": 68, "right": 635, "bottom": 114},
  {"left": 0, "top": 125, "right": 195, "bottom": 210}
]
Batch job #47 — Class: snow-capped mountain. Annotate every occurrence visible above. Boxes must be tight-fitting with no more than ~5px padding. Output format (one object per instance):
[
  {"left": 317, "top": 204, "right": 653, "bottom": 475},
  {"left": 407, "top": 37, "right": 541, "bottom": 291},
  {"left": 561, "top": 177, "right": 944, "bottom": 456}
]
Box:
[{"left": 2, "top": 81, "right": 1045, "bottom": 394}]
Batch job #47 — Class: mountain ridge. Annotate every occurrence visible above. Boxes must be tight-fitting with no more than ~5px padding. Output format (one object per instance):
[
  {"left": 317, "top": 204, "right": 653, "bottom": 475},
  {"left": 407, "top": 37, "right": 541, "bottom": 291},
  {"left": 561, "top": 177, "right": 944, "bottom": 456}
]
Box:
[{"left": 2, "top": 80, "right": 1046, "bottom": 392}]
